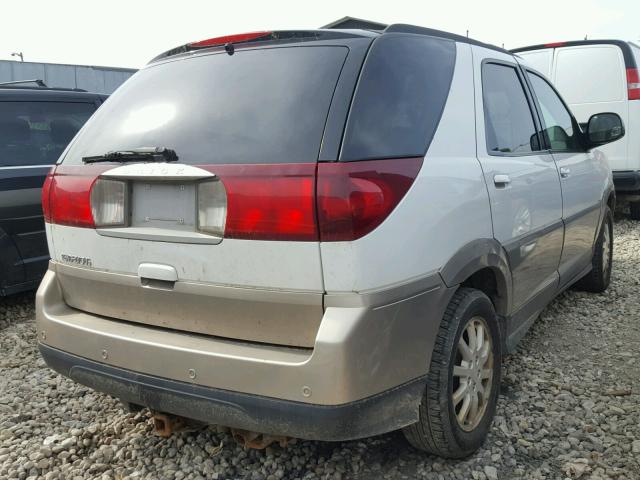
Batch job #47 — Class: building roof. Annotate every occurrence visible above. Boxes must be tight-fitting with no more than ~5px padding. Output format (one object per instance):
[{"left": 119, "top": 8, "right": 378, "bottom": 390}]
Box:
[{"left": 322, "top": 16, "right": 388, "bottom": 31}]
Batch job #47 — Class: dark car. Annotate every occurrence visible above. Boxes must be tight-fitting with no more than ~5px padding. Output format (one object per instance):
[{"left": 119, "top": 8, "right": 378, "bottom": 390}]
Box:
[{"left": 0, "top": 81, "right": 107, "bottom": 295}]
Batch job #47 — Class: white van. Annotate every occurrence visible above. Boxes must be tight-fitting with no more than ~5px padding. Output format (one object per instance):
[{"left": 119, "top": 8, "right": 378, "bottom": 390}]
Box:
[{"left": 513, "top": 40, "right": 640, "bottom": 218}]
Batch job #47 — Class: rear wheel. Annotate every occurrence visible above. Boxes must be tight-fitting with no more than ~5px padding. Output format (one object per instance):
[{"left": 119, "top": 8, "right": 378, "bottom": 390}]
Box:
[
  {"left": 403, "top": 288, "right": 501, "bottom": 458},
  {"left": 574, "top": 206, "right": 613, "bottom": 293}
]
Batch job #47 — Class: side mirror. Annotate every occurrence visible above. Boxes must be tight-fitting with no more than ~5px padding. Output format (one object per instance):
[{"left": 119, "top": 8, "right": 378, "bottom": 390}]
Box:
[{"left": 586, "top": 112, "right": 625, "bottom": 148}]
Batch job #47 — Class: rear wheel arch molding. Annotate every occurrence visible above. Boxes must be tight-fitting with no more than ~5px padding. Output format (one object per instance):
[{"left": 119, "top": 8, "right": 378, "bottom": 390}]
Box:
[
  {"left": 439, "top": 239, "right": 512, "bottom": 316},
  {"left": 606, "top": 189, "right": 615, "bottom": 211},
  {"left": 594, "top": 187, "right": 616, "bottom": 244}
]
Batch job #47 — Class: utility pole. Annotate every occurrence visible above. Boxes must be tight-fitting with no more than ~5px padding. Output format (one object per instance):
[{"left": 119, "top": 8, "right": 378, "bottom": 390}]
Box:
[{"left": 11, "top": 52, "right": 24, "bottom": 62}]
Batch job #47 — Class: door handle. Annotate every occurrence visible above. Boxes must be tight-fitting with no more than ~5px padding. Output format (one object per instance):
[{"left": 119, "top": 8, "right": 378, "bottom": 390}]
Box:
[
  {"left": 493, "top": 174, "right": 511, "bottom": 187},
  {"left": 560, "top": 167, "right": 571, "bottom": 178}
]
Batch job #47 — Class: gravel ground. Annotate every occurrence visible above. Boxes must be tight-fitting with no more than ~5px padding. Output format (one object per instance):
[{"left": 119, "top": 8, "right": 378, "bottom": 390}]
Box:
[{"left": 1, "top": 219, "right": 639, "bottom": 480}]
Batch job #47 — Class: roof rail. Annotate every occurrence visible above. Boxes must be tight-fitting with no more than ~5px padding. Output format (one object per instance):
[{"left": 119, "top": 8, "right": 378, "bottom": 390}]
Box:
[
  {"left": 0, "top": 79, "right": 48, "bottom": 87},
  {"left": 0, "top": 79, "right": 88, "bottom": 92},
  {"left": 384, "top": 24, "right": 508, "bottom": 54}
]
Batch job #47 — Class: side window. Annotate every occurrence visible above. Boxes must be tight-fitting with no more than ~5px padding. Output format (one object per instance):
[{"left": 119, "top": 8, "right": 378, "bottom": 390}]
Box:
[
  {"left": 482, "top": 63, "right": 540, "bottom": 155},
  {"left": 527, "top": 73, "right": 584, "bottom": 152},
  {"left": 0, "top": 101, "right": 95, "bottom": 167}
]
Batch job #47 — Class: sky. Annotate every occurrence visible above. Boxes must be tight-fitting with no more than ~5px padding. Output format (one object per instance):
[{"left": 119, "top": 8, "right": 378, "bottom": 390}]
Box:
[{"left": 1, "top": 0, "right": 639, "bottom": 69}]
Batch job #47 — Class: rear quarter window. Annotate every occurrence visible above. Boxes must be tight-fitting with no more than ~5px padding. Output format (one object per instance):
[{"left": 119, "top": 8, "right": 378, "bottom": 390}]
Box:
[
  {"left": 554, "top": 46, "right": 626, "bottom": 104},
  {"left": 340, "top": 34, "right": 456, "bottom": 161}
]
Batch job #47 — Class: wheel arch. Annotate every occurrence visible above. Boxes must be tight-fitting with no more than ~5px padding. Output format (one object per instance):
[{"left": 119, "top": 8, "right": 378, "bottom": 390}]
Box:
[
  {"left": 440, "top": 239, "right": 512, "bottom": 317},
  {"left": 606, "top": 189, "right": 615, "bottom": 212}
]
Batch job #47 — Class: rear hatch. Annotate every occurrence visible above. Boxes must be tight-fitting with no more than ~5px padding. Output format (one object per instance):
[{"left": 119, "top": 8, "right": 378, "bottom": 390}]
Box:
[{"left": 43, "top": 35, "right": 370, "bottom": 348}]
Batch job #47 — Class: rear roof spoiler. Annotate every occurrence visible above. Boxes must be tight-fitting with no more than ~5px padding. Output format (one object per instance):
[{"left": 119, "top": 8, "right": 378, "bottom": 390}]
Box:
[{"left": 148, "top": 30, "right": 369, "bottom": 64}]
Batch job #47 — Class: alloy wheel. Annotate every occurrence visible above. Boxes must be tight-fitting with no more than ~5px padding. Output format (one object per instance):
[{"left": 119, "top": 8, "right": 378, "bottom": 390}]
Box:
[{"left": 452, "top": 316, "right": 494, "bottom": 432}]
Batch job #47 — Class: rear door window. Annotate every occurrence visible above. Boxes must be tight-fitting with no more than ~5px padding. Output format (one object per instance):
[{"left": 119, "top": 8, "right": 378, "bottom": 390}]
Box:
[
  {"left": 554, "top": 46, "right": 625, "bottom": 104},
  {"left": 482, "top": 63, "right": 540, "bottom": 155},
  {"left": 0, "top": 102, "right": 95, "bottom": 166},
  {"left": 63, "top": 46, "right": 348, "bottom": 165},
  {"left": 340, "top": 34, "right": 456, "bottom": 161}
]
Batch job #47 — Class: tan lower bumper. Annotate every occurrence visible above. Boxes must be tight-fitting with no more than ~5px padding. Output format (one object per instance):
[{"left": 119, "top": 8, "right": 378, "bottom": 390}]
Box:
[{"left": 36, "top": 264, "right": 453, "bottom": 405}]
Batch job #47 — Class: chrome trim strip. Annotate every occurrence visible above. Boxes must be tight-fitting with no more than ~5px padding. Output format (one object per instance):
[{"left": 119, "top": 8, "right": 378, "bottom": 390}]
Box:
[{"left": 0, "top": 164, "right": 53, "bottom": 170}]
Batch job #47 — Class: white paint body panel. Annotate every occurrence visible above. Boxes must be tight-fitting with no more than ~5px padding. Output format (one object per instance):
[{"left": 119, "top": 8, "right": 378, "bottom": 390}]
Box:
[
  {"left": 49, "top": 224, "right": 324, "bottom": 292},
  {"left": 320, "top": 43, "right": 493, "bottom": 293}
]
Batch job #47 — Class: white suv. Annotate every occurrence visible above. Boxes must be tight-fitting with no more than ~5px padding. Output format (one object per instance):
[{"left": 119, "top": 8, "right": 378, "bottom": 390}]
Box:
[{"left": 37, "top": 25, "right": 622, "bottom": 457}]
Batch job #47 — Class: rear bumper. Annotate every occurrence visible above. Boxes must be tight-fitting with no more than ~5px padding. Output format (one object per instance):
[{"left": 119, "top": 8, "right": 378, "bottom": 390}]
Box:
[
  {"left": 613, "top": 170, "right": 640, "bottom": 193},
  {"left": 36, "top": 262, "right": 454, "bottom": 437},
  {"left": 39, "top": 343, "right": 424, "bottom": 441}
]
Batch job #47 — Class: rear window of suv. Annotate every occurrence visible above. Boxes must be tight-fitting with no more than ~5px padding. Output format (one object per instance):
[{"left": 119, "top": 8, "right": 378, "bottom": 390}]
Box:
[
  {"left": 0, "top": 102, "right": 95, "bottom": 167},
  {"left": 62, "top": 46, "right": 348, "bottom": 165}
]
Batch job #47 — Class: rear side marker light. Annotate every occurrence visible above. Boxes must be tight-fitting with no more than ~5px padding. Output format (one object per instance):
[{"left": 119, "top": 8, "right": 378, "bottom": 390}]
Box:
[
  {"left": 197, "top": 179, "right": 227, "bottom": 236},
  {"left": 627, "top": 68, "right": 640, "bottom": 100},
  {"left": 91, "top": 179, "right": 127, "bottom": 227}
]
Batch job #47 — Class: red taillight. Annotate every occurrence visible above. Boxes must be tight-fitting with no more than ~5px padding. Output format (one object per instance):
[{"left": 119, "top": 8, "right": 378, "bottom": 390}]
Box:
[
  {"left": 41, "top": 169, "right": 55, "bottom": 222},
  {"left": 45, "top": 159, "right": 422, "bottom": 242},
  {"left": 202, "top": 163, "right": 317, "bottom": 241},
  {"left": 189, "top": 31, "right": 272, "bottom": 48},
  {"left": 544, "top": 42, "right": 566, "bottom": 48},
  {"left": 317, "top": 157, "right": 423, "bottom": 241},
  {"left": 627, "top": 68, "right": 640, "bottom": 100},
  {"left": 45, "top": 166, "right": 111, "bottom": 228}
]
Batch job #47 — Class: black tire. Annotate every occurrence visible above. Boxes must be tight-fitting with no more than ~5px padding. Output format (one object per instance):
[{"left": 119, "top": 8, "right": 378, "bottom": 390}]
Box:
[
  {"left": 403, "top": 288, "right": 501, "bottom": 458},
  {"left": 630, "top": 201, "right": 640, "bottom": 220},
  {"left": 574, "top": 206, "right": 613, "bottom": 293}
]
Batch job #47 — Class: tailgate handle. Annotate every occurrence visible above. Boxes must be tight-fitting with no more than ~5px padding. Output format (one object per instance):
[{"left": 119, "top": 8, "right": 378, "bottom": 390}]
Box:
[{"left": 138, "top": 263, "right": 178, "bottom": 290}]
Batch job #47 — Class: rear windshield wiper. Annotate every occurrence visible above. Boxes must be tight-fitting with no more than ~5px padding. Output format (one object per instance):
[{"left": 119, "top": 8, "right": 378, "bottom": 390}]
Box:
[{"left": 82, "top": 147, "right": 178, "bottom": 164}]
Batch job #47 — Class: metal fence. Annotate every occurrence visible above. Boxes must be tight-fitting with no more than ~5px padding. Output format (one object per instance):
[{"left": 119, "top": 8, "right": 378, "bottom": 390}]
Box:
[{"left": 0, "top": 60, "right": 137, "bottom": 94}]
